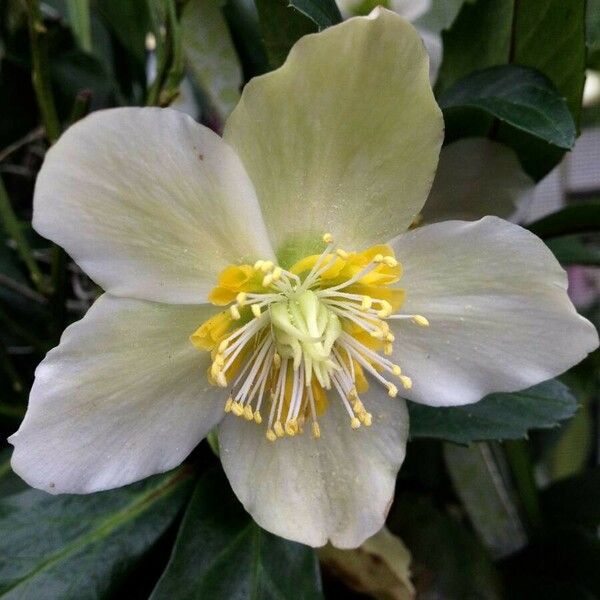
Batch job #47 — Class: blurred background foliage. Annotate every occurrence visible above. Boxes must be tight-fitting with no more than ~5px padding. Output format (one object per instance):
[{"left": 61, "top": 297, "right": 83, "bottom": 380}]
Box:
[{"left": 0, "top": 0, "right": 600, "bottom": 598}]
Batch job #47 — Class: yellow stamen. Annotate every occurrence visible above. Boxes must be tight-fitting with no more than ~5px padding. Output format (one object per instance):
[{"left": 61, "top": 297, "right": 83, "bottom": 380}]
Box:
[{"left": 412, "top": 315, "right": 429, "bottom": 327}]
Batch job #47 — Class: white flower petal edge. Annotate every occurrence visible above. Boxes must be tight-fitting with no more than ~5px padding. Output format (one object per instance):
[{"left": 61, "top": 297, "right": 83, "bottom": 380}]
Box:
[
  {"left": 33, "top": 107, "right": 275, "bottom": 304},
  {"left": 218, "top": 387, "right": 408, "bottom": 548},
  {"left": 422, "top": 138, "right": 535, "bottom": 224},
  {"left": 9, "top": 295, "right": 224, "bottom": 493},
  {"left": 224, "top": 8, "right": 443, "bottom": 264},
  {"left": 389, "top": 216, "right": 598, "bottom": 406}
]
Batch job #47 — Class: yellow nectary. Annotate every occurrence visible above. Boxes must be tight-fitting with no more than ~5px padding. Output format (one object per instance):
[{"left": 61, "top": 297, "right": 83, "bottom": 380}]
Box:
[{"left": 190, "top": 234, "right": 429, "bottom": 441}]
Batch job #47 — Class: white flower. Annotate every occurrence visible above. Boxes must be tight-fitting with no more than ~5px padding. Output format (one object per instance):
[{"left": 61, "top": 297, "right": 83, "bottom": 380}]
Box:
[{"left": 9, "top": 9, "right": 597, "bottom": 549}]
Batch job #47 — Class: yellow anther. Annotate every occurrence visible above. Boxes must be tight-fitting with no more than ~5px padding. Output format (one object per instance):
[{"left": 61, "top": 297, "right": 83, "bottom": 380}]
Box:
[
  {"left": 262, "top": 274, "right": 273, "bottom": 287},
  {"left": 386, "top": 333, "right": 395, "bottom": 343},
  {"left": 336, "top": 248, "right": 349, "bottom": 259},
  {"left": 224, "top": 397, "right": 233, "bottom": 413},
  {"left": 312, "top": 422, "right": 321, "bottom": 438},
  {"left": 351, "top": 417, "right": 361, "bottom": 429},
  {"left": 272, "top": 266, "right": 283, "bottom": 281},
  {"left": 377, "top": 301, "right": 393, "bottom": 318},
  {"left": 236, "top": 292, "right": 247, "bottom": 305},
  {"left": 218, "top": 339, "right": 229, "bottom": 354},
  {"left": 254, "top": 259, "right": 264, "bottom": 270},
  {"left": 374, "top": 253, "right": 384, "bottom": 263},
  {"left": 284, "top": 420, "right": 297, "bottom": 436},
  {"left": 243, "top": 405, "right": 254, "bottom": 420},
  {"left": 210, "top": 362, "right": 221, "bottom": 378},
  {"left": 216, "top": 372, "right": 228, "bottom": 388},
  {"left": 251, "top": 304, "right": 262, "bottom": 318},
  {"left": 400, "top": 375, "right": 412, "bottom": 390},
  {"left": 274, "top": 421, "right": 285, "bottom": 437},
  {"left": 370, "top": 329, "right": 385, "bottom": 339},
  {"left": 349, "top": 387, "right": 359, "bottom": 400},
  {"left": 383, "top": 256, "right": 398, "bottom": 267},
  {"left": 387, "top": 383, "right": 398, "bottom": 398},
  {"left": 412, "top": 315, "right": 430, "bottom": 327},
  {"left": 352, "top": 400, "right": 365, "bottom": 414},
  {"left": 361, "top": 412, "right": 373, "bottom": 426},
  {"left": 232, "top": 401, "right": 244, "bottom": 416},
  {"left": 254, "top": 410, "right": 263, "bottom": 424},
  {"left": 273, "top": 353, "right": 281, "bottom": 368},
  {"left": 392, "top": 364, "right": 402, "bottom": 376},
  {"left": 260, "top": 260, "right": 274, "bottom": 273},
  {"left": 361, "top": 296, "right": 373, "bottom": 310},
  {"left": 230, "top": 305, "right": 241, "bottom": 320},
  {"left": 380, "top": 322, "right": 390, "bottom": 335},
  {"left": 266, "top": 429, "right": 277, "bottom": 442},
  {"left": 214, "top": 354, "right": 225, "bottom": 367},
  {"left": 384, "top": 343, "right": 393, "bottom": 356},
  {"left": 323, "top": 233, "right": 334, "bottom": 244}
]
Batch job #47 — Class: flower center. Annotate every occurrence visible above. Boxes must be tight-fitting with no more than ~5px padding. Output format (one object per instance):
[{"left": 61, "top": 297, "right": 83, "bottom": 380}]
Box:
[{"left": 190, "top": 234, "right": 429, "bottom": 441}]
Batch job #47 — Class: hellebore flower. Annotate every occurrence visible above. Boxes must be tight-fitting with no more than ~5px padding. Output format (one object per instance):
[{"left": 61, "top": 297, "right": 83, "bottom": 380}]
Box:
[{"left": 9, "top": 9, "right": 598, "bottom": 548}]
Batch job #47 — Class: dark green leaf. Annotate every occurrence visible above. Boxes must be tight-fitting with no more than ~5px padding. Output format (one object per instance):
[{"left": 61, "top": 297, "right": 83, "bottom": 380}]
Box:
[
  {"left": 388, "top": 493, "right": 502, "bottom": 599},
  {"left": 588, "top": 0, "right": 600, "bottom": 68},
  {"left": 435, "top": 0, "right": 513, "bottom": 95},
  {"left": 439, "top": 65, "right": 576, "bottom": 149},
  {"left": 0, "top": 467, "right": 194, "bottom": 599},
  {"left": 286, "top": 0, "right": 342, "bottom": 29},
  {"left": 151, "top": 467, "right": 323, "bottom": 600},
  {"left": 409, "top": 380, "right": 578, "bottom": 444},
  {"left": 545, "top": 234, "right": 600, "bottom": 266},
  {"left": 255, "top": 0, "right": 340, "bottom": 68},
  {"left": 527, "top": 204, "right": 600, "bottom": 238},
  {"left": 542, "top": 467, "right": 600, "bottom": 530},
  {"left": 255, "top": 0, "right": 318, "bottom": 68},
  {"left": 437, "top": 0, "right": 586, "bottom": 179}
]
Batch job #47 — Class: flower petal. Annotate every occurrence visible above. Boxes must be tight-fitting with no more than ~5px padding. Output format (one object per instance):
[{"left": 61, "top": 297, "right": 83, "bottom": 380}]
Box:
[
  {"left": 9, "top": 295, "right": 224, "bottom": 493},
  {"left": 422, "top": 138, "right": 534, "bottom": 224},
  {"left": 218, "top": 389, "right": 408, "bottom": 548},
  {"left": 389, "top": 217, "right": 598, "bottom": 406},
  {"left": 224, "top": 8, "right": 443, "bottom": 265},
  {"left": 33, "top": 107, "right": 275, "bottom": 304}
]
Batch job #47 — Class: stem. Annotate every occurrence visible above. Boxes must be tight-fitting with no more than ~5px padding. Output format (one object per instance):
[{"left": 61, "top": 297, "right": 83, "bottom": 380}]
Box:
[
  {"left": 504, "top": 439, "right": 543, "bottom": 531},
  {"left": 0, "top": 176, "right": 49, "bottom": 295},
  {"left": 66, "top": 0, "right": 92, "bottom": 52},
  {"left": 25, "top": 0, "right": 61, "bottom": 144},
  {"left": 0, "top": 340, "right": 24, "bottom": 394},
  {"left": 50, "top": 244, "right": 67, "bottom": 335},
  {"left": 147, "top": 0, "right": 184, "bottom": 107}
]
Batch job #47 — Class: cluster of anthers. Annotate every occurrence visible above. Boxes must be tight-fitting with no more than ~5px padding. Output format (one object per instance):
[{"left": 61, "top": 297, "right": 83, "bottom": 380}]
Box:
[{"left": 190, "top": 234, "right": 429, "bottom": 442}]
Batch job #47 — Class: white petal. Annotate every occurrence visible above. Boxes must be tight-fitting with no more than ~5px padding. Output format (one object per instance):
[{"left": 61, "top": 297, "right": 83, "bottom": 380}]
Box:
[
  {"left": 218, "top": 389, "right": 408, "bottom": 548},
  {"left": 9, "top": 295, "right": 224, "bottom": 493},
  {"left": 33, "top": 107, "right": 274, "bottom": 304},
  {"left": 390, "top": 217, "right": 598, "bottom": 406},
  {"left": 422, "top": 138, "right": 534, "bottom": 224},
  {"left": 224, "top": 8, "right": 443, "bottom": 265}
]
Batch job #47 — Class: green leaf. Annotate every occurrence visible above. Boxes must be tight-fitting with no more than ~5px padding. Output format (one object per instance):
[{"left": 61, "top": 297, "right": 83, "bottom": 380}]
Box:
[
  {"left": 527, "top": 204, "right": 600, "bottom": 238},
  {"left": 0, "top": 467, "right": 194, "bottom": 599},
  {"left": 286, "top": 0, "right": 342, "bottom": 29},
  {"left": 181, "top": 0, "right": 242, "bottom": 125},
  {"left": 409, "top": 380, "right": 578, "bottom": 444},
  {"left": 439, "top": 65, "right": 576, "bottom": 149},
  {"left": 542, "top": 467, "right": 600, "bottom": 531},
  {"left": 436, "top": 0, "right": 586, "bottom": 179},
  {"left": 255, "top": 0, "right": 340, "bottom": 68},
  {"left": 545, "top": 234, "right": 600, "bottom": 266},
  {"left": 151, "top": 467, "right": 323, "bottom": 600},
  {"left": 388, "top": 493, "right": 502, "bottom": 599}
]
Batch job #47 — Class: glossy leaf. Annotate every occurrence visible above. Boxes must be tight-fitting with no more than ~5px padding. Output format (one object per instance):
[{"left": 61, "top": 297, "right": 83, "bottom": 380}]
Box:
[
  {"left": 439, "top": 65, "right": 576, "bottom": 149},
  {"left": 527, "top": 204, "right": 600, "bottom": 238},
  {"left": 0, "top": 467, "right": 194, "bottom": 599},
  {"left": 545, "top": 234, "right": 600, "bottom": 266},
  {"left": 151, "top": 467, "right": 323, "bottom": 600},
  {"left": 408, "top": 380, "right": 578, "bottom": 444},
  {"left": 255, "top": 0, "right": 340, "bottom": 68}
]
